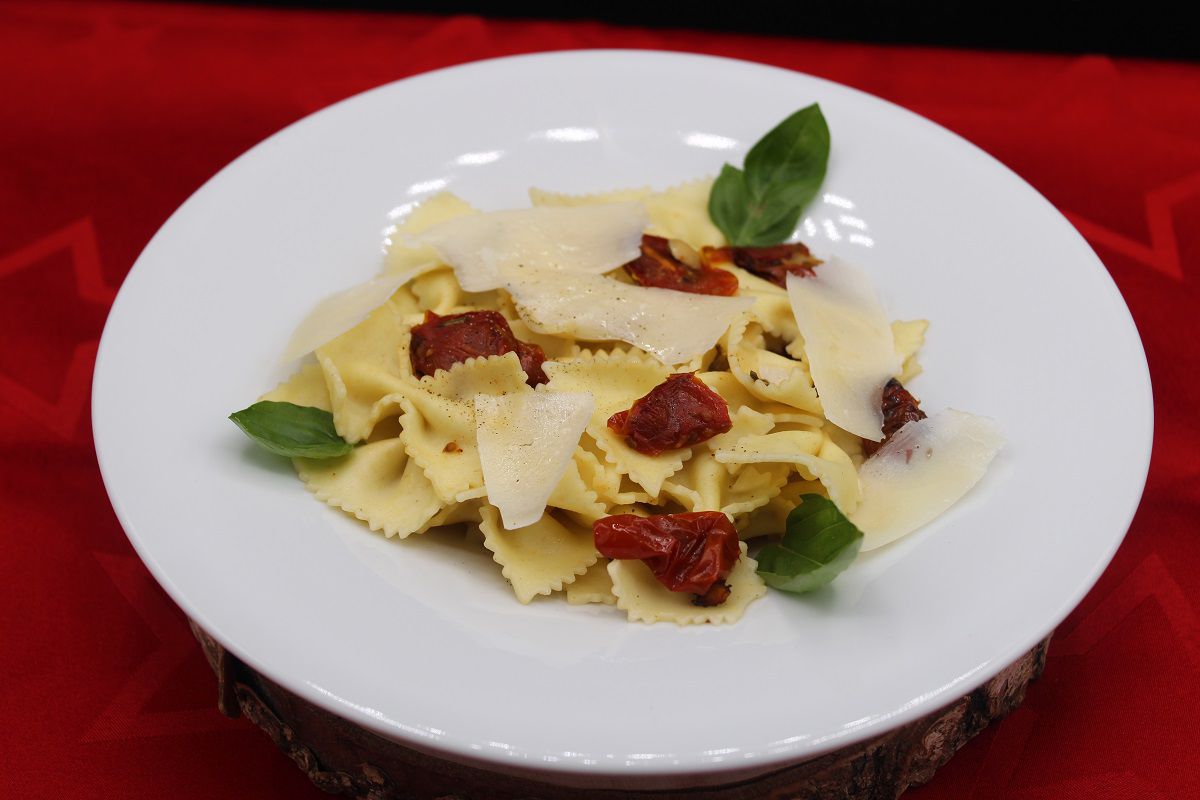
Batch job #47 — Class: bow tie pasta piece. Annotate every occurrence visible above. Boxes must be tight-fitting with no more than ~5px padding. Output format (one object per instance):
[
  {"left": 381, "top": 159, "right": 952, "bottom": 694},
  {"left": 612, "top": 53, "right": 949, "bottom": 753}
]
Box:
[
  {"left": 671, "top": 347, "right": 720, "bottom": 375},
  {"left": 569, "top": 341, "right": 719, "bottom": 375},
  {"left": 696, "top": 370, "right": 824, "bottom": 427},
  {"left": 404, "top": 269, "right": 507, "bottom": 317},
  {"left": 260, "top": 363, "right": 332, "bottom": 411},
  {"left": 395, "top": 352, "right": 533, "bottom": 505},
  {"left": 296, "top": 437, "right": 443, "bottom": 539},
  {"left": 262, "top": 350, "right": 451, "bottom": 537},
  {"left": 478, "top": 505, "right": 600, "bottom": 604},
  {"left": 714, "top": 430, "right": 862, "bottom": 514},
  {"left": 413, "top": 498, "right": 486, "bottom": 537},
  {"left": 565, "top": 560, "right": 618, "bottom": 606},
  {"left": 659, "top": 454, "right": 727, "bottom": 515},
  {"left": 821, "top": 422, "right": 867, "bottom": 470},
  {"left": 592, "top": 423, "right": 692, "bottom": 501},
  {"left": 409, "top": 268, "right": 469, "bottom": 315},
  {"left": 661, "top": 406, "right": 785, "bottom": 516},
  {"left": 331, "top": 326, "right": 526, "bottom": 450},
  {"left": 395, "top": 393, "right": 479, "bottom": 504},
  {"left": 723, "top": 264, "right": 801, "bottom": 341},
  {"left": 315, "top": 302, "right": 413, "bottom": 443},
  {"left": 641, "top": 178, "right": 726, "bottom": 249},
  {"left": 546, "top": 458, "right": 609, "bottom": 523},
  {"left": 724, "top": 316, "right": 823, "bottom": 415},
  {"left": 419, "top": 350, "right": 531, "bottom": 402},
  {"left": 661, "top": 457, "right": 790, "bottom": 519},
  {"left": 544, "top": 351, "right": 693, "bottom": 498},
  {"left": 573, "top": 443, "right": 657, "bottom": 507},
  {"left": 734, "top": 478, "right": 828, "bottom": 539},
  {"left": 573, "top": 445, "right": 620, "bottom": 504},
  {"left": 506, "top": 315, "right": 579, "bottom": 361},
  {"left": 311, "top": 332, "right": 425, "bottom": 452},
  {"left": 722, "top": 464, "right": 793, "bottom": 517},
  {"left": 608, "top": 542, "right": 767, "bottom": 625},
  {"left": 713, "top": 399, "right": 785, "bottom": 446}
]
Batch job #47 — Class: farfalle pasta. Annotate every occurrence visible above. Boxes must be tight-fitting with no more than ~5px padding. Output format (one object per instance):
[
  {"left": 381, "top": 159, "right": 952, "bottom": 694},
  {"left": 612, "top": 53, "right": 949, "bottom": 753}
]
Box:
[{"left": 237, "top": 166, "right": 1003, "bottom": 626}]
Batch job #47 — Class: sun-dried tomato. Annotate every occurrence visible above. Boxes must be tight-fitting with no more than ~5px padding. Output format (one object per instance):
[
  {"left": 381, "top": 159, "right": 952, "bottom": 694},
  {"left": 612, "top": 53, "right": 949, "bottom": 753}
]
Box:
[
  {"left": 702, "top": 242, "right": 822, "bottom": 288},
  {"left": 692, "top": 578, "right": 732, "bottom": 607},
  {"left": 608, "top": 373, "right": 732, "bottom": 455},
  {"left": 593, "top": 511, "right": 740, "bottom": 598},
  {"left": 511, "top": 341, "right": 548, "bottom": 386},
  {"left": 863, "top": 378, "right": 927, "bottom": 457},
  {"left": 409, "top": 310, "right": 547, "bottom": 386},
  {"left": 623, "top": 234, "right": 739, "bottom": 296}
]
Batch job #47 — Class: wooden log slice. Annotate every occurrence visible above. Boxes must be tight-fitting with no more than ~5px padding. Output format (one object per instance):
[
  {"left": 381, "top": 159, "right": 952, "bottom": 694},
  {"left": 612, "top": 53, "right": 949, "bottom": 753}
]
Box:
[{"left": 190, "top": 620, "right": 1050, "bottom": 800}]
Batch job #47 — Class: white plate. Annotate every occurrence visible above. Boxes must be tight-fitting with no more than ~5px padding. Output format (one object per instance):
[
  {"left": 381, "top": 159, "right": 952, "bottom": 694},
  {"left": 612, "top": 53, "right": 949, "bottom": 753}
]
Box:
[{"left": 93, "top": 51, "right": 1152, "bottom": 789}]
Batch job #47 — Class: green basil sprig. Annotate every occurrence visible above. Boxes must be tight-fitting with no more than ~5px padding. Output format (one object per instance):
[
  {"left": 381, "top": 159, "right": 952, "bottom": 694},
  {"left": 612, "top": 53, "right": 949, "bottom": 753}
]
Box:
[
  {"left": 708, "top": 104, "right": 830, "bottom": 247},
  {"left": 229, "top": 401, "right": 353, "bottom": 459},
  {"left": 756, "top": 494, "right": 863, "bottom": 593}
]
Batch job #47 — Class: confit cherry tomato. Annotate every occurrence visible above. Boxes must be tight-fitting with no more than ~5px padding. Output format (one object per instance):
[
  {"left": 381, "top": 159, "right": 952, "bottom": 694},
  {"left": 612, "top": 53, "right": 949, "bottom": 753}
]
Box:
[
  {"left": 409, "top": 310, "right": 547, "bottom": 386},
  {"left": 607, "top": 373, "right": 732, "bottom": 455},
  {"left": 623, "top": 234, "right": 739, "bottom": 296},
  {"left": 593, "top": 511, "right": 740, "bottom": 601},
  {"left": 701, "top": 242, "right": 822, "bottom": 288}
]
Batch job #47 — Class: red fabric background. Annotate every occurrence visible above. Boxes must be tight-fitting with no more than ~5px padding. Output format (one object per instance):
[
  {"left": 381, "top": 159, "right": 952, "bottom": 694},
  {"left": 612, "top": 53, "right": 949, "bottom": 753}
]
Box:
[{"left": 2, "top": 2, "right": 1197, "bottom": 797}]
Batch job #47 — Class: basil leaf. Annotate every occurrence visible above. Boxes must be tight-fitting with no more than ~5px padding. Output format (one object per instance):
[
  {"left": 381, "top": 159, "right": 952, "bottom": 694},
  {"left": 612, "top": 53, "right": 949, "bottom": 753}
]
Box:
[
  {"left": 709, "top": 164, "right": 752, "bottom": 243},
  {"left": 756, "top": 494, "right": 863, "bottom": 593},
  {"left": 708, "top": 104, "right": 831, "bottom": 247},
  {"left": 744, "top": 104, "right": 830, "bottom": 209},
  {"left": 229, "top": 401, "right": 353, "bottom": 459}
]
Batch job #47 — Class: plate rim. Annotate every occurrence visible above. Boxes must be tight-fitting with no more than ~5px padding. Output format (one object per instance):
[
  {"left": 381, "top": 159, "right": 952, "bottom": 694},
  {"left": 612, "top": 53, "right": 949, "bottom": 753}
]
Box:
[{"left": 93, "top": 48, "right": 1154, "bottom": 783}]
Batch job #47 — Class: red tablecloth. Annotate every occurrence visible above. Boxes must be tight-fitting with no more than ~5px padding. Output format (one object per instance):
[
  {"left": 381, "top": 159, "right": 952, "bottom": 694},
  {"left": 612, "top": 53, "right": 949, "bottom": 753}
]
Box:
[{"left": 3, "top": 2, "right": 1197, "bottom": 797}]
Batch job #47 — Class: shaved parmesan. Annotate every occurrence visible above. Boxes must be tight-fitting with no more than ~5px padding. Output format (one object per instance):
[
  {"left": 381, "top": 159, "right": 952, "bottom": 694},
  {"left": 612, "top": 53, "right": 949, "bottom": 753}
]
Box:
[
  {"left": 281, "top": 262, "right": 437, "bottom": 363},
  {"left": 384, "top": 192, "right": 479, "bottom": 276},
  {"left": 786, "top": 257, "right": 901, "bottom": 440},
  {"left": 509, "top": 269, "right": 754, "bottom": 365},
  {"left": 414, "top": 203, "right": 648, "bottom": 292},
  {"left": 851, "top": 409, "right": 1004, "bottom": 551},
  {"left": 412, "top": 201, "right": 747, "bottom": 365},
  {"left": 475, "top": 392, "right": 595, "bottom": 530}
]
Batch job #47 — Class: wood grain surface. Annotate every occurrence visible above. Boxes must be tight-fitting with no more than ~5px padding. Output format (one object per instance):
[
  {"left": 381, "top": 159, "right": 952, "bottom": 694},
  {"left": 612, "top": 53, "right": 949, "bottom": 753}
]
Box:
[{"left": 191, "top": 621, "right": 1051, "bottom": 799}]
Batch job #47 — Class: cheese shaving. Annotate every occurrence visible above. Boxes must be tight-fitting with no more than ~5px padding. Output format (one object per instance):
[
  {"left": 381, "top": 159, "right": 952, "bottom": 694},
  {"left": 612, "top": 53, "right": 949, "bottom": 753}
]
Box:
[
  {"left": 851, "top": 409, "right": 1004, "bottom": 551},
  {"left": 281, "top": 262, "right": 437, "bottom": 363},
  {"left": 509, "top": 269, "right": 753, "bottom": 365},
  {"left": 413, "top": 203, "right": 649, "bottom": 292},
  {"left": 786, "top": 257, "right": 901, "bottom": 440},
  {"left": 474, "top": 391, "right": 595, "bottom": 530}
]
